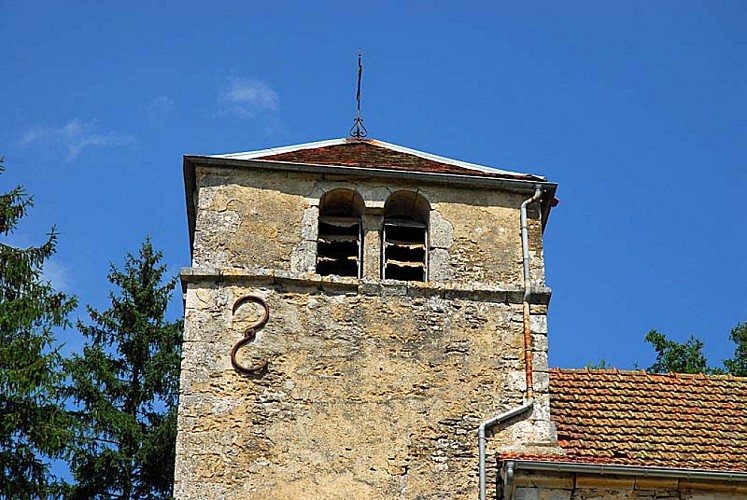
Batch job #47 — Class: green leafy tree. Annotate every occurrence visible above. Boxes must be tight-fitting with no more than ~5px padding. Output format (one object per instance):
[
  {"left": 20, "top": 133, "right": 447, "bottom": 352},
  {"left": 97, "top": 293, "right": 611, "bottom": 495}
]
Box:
[
  {"left": 0, "top": 159, "right": 77, "bottom": 497},
  {"left": 584, "top": 359, "right": 612, "bottom": 370},
  {"left": 65, "top": 239, "right": 182, "bottom": 499},
  {"left": 724, "top": 322, "right": 747, "bottom": 377},
  {"left": 645, "top": 329, "right": 717, "bottom": 374}
]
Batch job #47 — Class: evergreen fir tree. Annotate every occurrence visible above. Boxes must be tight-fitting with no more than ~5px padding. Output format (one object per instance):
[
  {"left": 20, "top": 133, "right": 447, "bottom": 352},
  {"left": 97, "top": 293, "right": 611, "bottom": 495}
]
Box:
[
  {"left": 0, "top": 159, "right": 77, "bottom": 497},
  {"left": 65, "top": 239, "right": 182, "bottom": 499}
]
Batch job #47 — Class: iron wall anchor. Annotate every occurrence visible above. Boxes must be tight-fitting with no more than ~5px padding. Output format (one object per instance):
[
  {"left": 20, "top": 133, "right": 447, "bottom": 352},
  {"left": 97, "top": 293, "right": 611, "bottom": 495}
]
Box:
[{"left": 230, "top": 294, "right": 270, "bottom": 374}]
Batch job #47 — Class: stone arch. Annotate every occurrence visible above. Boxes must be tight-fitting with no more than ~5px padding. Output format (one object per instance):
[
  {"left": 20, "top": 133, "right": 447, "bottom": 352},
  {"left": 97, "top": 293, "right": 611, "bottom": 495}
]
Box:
[
  {"left": 316, "top": 189, "right": 365, "bottom": 278},
  {"left": 382, "top": 191, "right": 431, "bottom": 281}
]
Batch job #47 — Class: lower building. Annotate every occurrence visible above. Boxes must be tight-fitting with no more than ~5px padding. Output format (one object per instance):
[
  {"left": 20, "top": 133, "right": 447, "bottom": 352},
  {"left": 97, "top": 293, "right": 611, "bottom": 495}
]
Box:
[{"left": 501, "top": 369, "right": 747, "bottom": 499}]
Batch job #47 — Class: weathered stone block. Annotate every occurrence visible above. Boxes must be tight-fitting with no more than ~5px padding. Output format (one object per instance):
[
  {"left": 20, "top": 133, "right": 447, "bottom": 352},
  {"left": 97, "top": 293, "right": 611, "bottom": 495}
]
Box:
[
  {"left": 533, "top": 371, "right": 550, "bottom": 393},
  {"left": 514, "top": 470, "right": 574, "bottom": 489},
  {"left": 429, "top": 210, "right": 454, "bottom": 249},
  {"left": 544, "top": 490, "right": 572, "bottom": 500},
  {"left": 429, "top": 248, "right": 453, "bottom": 282},
  {"left": 532, "top": 351, "right": 549, "bottom": 373},
  {"left": 515, "top": 487, "right": 540, "bottom": 500},
  {"left": 575, "top": 474, "right": 635, "bottom": 490},
  {"left": 634, "top": 477, "right": 678, "bottom": 490},
  {"left": 300, "top": 206, "right": 319, "bottom": 241},
  {"left": 531, "top": 314, "right": 548, "bottom": 334},
  {"left": 290, "top": 240, "right": 316, "bottom": 274}
]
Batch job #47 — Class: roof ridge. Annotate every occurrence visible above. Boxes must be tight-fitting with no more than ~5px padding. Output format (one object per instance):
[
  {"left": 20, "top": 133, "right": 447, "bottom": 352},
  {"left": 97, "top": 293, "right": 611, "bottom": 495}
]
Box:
[{"left": 551, "top": 367, "right": 747, "bottom": 381}]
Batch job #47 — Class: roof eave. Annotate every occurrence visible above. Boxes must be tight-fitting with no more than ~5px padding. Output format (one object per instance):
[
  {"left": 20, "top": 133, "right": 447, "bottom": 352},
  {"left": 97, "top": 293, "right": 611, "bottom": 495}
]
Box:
[
  {"left": 186, "top": 154, "right": 553, "bottom": 187},
  {"left": 503, "top": 459, "right": 747, "bottom": 483},
  {"left": 210, "top": 138, "right": 349, "bottom": 160}
]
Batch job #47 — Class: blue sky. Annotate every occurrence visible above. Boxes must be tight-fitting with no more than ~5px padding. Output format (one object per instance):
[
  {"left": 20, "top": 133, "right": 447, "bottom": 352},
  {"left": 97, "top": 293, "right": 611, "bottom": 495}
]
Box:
[{"left": 2, "top": 1, "right": 745, "bottom": 370}]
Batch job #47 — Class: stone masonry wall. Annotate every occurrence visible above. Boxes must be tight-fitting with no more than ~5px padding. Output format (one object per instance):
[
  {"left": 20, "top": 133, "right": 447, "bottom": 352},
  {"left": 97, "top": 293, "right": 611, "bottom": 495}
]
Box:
[
  {"left": 191, "top": 167, "right": 546, "bottom": 288},
  {"left": 176, "top": 165, "right": 554, "bottom": 498},
  {"left": 174, "top": 278, "right": 554, "bottom": 499}
]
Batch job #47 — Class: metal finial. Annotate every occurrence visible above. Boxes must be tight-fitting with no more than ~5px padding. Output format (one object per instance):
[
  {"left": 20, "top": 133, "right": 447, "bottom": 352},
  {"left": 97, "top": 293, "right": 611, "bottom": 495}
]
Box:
[{"left": 350, "top": 49, "right": 368, "bottom": 139}]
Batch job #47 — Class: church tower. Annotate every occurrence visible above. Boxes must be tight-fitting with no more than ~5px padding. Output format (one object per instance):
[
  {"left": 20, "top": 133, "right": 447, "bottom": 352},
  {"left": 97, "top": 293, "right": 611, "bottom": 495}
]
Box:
[{"left": 174, "top": 138, "right": 559, "bottom": 498}]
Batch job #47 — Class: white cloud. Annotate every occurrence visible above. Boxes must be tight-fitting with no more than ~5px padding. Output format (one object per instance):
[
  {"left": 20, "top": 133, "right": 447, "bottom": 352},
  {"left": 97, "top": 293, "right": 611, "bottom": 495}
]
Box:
[
  {"left": 219, "top": 78, "right": 279, "bottom": 117},
  {"left": 41, "top": 259, "right": 71, "bottom": 292},
  {"left": 148, "top": 95, "right": 174, "bottom": 113},
  {"left": 19, "top": 119, "right": 133, "bottom": 162},
  {"left": 18, "top": 128, "right": 48, "bottom": 147}
]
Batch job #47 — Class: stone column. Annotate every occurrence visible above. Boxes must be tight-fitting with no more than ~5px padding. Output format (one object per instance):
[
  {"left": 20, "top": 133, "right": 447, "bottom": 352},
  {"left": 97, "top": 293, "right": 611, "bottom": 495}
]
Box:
[{"left": 362, "top": 213, "right": 381, "bottom": 280}]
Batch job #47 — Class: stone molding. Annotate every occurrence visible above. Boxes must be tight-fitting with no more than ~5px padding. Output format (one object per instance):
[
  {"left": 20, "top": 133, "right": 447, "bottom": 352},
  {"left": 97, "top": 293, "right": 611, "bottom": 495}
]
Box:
[{"left": 181, "top": 266, "right": 552, "bottom": 305}]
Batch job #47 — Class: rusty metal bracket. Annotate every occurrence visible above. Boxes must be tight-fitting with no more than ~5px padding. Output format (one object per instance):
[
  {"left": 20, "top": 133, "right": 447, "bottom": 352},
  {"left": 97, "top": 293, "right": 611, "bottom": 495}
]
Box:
[{"left": 230, "top": 294, "right": 270, "bottom": 375}]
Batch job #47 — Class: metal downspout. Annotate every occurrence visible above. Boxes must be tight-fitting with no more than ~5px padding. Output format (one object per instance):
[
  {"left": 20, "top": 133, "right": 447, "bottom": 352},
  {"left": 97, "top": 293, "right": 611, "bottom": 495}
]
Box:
[
  {"left": 478, "top": 400, "right": 534, "bottom": 500},
  {"left": 520, "top": 185, "right": 543, "bottom": 400},
  {"left": 477, "top": 186, "right": 543, "bottom": 500},
  {"left": 504, "top": 461, "right": 516, "bottom": 500}
]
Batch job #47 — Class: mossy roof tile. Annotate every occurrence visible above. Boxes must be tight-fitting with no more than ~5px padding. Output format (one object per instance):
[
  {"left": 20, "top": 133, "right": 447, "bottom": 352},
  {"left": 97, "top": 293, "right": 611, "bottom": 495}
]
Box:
[
  {"left": 518, "top": 369, "right": 747, "bottom": 472},
  {"left": 232, "top": 138, "right": 546, "bottom": 181}
]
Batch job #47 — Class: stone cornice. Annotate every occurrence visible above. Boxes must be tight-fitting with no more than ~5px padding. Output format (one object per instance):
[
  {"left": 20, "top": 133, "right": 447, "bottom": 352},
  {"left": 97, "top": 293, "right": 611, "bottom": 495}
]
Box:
[{"left": 180, "top": 267, "right": 552, "bottom": 305}]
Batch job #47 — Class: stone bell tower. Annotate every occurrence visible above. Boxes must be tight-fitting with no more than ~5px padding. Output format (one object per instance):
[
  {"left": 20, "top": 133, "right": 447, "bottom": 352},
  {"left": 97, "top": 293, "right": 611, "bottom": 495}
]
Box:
[{"left": 174, "top": 138, "right": 559, "bottom": 499}]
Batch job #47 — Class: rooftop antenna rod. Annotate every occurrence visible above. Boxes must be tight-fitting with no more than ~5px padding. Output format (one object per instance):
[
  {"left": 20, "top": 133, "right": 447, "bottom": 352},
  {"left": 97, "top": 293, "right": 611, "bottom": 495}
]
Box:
[{"left": 349, "top": 49, "right": 368, "bottom": 139}]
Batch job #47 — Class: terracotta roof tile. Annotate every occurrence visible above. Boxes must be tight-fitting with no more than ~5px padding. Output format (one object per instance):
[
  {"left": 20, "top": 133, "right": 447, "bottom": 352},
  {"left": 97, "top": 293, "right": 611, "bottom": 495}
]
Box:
[{"left": 505, "top": 369, "right": 747, "bottom": 473}]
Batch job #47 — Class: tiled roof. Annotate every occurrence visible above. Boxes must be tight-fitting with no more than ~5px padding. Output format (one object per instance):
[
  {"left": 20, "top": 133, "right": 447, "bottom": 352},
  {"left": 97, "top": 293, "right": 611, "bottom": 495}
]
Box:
[
  {"left": 211, "top": 138, "right": 545, "bottom": 181},
  {"left": 506, "top": 369, "right": 747, "bottom": 473}
]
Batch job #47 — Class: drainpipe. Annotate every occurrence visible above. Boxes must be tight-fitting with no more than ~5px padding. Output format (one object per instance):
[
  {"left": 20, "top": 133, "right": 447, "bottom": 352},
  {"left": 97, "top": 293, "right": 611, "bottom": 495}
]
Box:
[
  {"left": 520, "top": 185, "right": 543, "bottom": 400},
  {"left": 477, "top": 186, "right": 543, "bottom": 500},
  {"left": 503, "top": 461, "right": 516, "bottom": 500},
  {"left": 478, "top": 399, "right": 534, "bottom": 500}
]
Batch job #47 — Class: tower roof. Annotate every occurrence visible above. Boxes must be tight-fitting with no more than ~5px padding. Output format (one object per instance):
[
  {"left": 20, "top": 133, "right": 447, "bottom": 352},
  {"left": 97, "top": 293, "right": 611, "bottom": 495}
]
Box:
[
  {"left": 210, "top": 138, "right": 547, "bottom": 182},
  {"left": 184, "top": 138, "right": 558, "bottom": 253}
]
